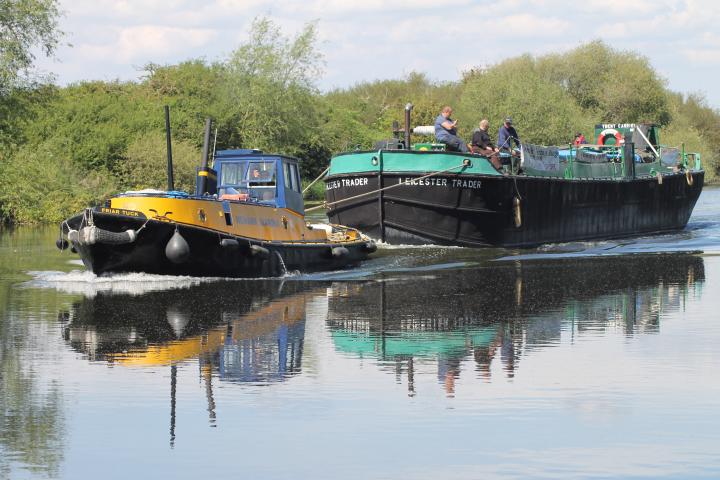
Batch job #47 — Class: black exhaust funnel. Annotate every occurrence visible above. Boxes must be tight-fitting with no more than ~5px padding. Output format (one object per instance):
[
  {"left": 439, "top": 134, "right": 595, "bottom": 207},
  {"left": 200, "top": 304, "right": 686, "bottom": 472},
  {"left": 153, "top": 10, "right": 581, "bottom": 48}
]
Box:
[
  {"left": 198, "top": 118, "right": 212, "bottom": 195},
  {"left": 404, "top": 103, "right": 413, "bottom": 150}
]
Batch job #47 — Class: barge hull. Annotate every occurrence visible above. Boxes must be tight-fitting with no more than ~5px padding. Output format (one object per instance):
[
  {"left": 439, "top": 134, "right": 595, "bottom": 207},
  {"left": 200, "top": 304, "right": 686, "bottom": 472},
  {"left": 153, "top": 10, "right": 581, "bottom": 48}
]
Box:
[{"left": 325, "top": 171, "right": 704, "bottom": 247}]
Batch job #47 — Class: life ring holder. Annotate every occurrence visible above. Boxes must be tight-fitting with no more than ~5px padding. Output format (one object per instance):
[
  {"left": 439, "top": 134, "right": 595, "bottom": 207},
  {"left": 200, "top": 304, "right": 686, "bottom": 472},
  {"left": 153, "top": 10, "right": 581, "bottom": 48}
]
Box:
[
  {"left": 598, "top": 128, "right": 623, "bottom": 146},
  {"left": 686, "top": 170, "right": 694, "bottom": 186}
]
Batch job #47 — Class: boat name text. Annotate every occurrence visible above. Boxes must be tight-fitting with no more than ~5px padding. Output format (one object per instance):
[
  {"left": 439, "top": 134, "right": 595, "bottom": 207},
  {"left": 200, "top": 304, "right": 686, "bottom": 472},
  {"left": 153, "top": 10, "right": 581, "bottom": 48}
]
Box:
[
  {"left": 326, "top": 178, "right": 369, "bottom": 190},
  {"left": 326, "top": 176, "right": 482, "bottom": 190},
  {"left": 236, "top": 215, "right": 280, "bottom": 227},
  {"left": 100, "top": 207, "right": 142, "bottom": 217},
  {"left": 599, "top": 123, "right": 636, "bottom": 129},
  {"left": 398, "top": 177, "right": 482, "bottom": 189}
]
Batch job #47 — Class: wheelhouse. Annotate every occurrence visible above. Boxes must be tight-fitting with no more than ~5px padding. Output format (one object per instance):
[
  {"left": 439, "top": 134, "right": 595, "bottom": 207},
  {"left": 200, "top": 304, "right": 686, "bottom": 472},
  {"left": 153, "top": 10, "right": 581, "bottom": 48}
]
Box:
[
  {"left": 594, "top": 123, "right": 659, "bottom": 148},
  {"left": 200, "top": 149, "right": 304, "bottom": 214}
]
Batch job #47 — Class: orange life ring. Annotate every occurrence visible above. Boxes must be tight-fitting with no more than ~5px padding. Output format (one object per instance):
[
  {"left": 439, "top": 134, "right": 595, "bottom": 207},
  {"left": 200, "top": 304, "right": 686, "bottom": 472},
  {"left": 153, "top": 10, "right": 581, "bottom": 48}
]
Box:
[{"left": 598, "top": 128, "right": 623, "bottom": 146}]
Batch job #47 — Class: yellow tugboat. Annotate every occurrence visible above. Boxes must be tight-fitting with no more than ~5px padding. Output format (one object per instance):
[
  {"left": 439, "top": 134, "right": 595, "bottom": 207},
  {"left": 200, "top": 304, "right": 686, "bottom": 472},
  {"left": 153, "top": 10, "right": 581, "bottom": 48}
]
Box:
[{"left": 57, "top": 114, "right": 375, "bottom": 277}]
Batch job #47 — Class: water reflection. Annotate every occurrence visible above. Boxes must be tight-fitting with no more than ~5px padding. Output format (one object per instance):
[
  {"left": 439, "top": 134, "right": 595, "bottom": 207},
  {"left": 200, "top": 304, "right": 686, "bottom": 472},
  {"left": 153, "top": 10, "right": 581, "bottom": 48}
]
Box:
[
  {"left": 50, "top": 254, "right": 706, "bottom": 448},
  {"left": 0, "top": 322, "right": 65, "bottom": 478},
  {"left": 1, "top": 337, "right": 65, "bottom": 474},
  {"left": 60, "top": 281, "right": 310, "bottom": 376},
  {"left": 58, "top": 280, "right": 318, "bottom": 446},
  {"left": 327, "top": 254, "right": 705, "bottom": 396}
]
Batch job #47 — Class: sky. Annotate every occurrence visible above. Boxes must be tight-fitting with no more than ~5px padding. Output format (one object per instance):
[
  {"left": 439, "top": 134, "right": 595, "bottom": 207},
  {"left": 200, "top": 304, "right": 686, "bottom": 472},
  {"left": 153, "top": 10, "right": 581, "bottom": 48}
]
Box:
[{"left": 35, "top": 0, "right": 720, "bottom": 107}]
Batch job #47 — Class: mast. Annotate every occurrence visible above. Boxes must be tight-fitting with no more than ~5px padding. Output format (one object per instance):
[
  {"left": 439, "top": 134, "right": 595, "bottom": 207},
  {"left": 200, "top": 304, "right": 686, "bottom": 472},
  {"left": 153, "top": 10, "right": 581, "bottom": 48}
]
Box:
[{"left": 164, "top": 106, "right": 175, "bottom": 191}]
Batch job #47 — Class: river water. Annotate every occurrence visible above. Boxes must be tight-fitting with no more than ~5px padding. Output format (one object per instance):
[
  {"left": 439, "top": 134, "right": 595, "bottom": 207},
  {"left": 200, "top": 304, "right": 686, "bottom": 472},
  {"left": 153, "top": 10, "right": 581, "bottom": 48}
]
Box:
[{"left": 2, "top": 188, "right": 720, "bottom": 479}]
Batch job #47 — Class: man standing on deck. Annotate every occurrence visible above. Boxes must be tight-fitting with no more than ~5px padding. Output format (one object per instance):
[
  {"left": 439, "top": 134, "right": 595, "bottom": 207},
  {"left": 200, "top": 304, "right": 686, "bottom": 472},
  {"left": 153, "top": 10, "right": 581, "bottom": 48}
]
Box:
[
  {"left": 497, "top": 117, "right": 521, "bottom": 152},
  {"left": 435, "top": 106, "right": 469, "bottom": 153}
]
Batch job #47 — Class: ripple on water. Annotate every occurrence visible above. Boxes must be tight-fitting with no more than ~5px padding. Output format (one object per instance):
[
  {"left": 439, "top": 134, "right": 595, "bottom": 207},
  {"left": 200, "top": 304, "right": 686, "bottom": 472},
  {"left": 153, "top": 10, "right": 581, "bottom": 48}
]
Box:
[{"left": 21, "top": 270, "right": 222, "bottom": 296}]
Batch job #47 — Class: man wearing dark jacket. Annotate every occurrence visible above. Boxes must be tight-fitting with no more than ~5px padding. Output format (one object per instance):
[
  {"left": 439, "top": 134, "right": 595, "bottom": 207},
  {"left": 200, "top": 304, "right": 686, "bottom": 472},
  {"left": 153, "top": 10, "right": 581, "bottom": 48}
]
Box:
[
  {"left": 471, "top": 119, "right": 501, "bottom": 169},
  {"left": 497, "top": 117, "right": 521, "bottom": 151}
]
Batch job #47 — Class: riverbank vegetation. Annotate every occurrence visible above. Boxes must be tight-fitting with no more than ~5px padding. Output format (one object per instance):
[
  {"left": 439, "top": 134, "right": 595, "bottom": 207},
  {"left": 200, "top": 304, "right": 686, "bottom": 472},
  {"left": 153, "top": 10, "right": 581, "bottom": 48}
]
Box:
[{"left": 1, "top": 13, "right": 719, "bottom": 224}]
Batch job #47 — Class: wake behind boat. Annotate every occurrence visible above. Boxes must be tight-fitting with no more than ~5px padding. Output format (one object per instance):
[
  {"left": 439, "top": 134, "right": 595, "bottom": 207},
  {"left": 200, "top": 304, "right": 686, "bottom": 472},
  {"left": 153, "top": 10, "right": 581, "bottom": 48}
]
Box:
[
  {"left": 57, "top": 113, "right": 376, "bottom": 277},
  {"left": 324, "top": 106, "right": 704, "bottom": 247}
]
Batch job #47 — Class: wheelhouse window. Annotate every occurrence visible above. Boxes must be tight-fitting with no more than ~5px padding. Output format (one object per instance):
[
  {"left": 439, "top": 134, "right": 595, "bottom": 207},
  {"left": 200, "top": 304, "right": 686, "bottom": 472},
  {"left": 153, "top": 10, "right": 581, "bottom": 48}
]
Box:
[
  {"left": 247, "top": 161, "right": 277, "bottom": 201},
  {"left": 284, "top": 162, "right": 300, "bottom": 192},
  {"left": 290, "top": 163, "right": 301, "bottom": 193},
  {"left": 220, "top": 162, "right": 247, "bottom": 186}
]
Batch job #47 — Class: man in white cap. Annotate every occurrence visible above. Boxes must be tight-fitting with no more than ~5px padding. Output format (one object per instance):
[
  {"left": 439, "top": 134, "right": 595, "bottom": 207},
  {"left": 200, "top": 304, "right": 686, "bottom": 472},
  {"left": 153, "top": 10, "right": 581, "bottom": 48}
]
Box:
[{"left": 497, "top": 116, "right": 521, "bottom": 152}]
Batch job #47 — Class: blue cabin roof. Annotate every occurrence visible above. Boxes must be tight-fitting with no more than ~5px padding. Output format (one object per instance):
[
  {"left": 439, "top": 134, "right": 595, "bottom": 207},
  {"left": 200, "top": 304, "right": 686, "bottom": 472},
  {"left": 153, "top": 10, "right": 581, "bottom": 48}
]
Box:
[{"left": 215, "top": 149, "right": 263, "bottom": 157}]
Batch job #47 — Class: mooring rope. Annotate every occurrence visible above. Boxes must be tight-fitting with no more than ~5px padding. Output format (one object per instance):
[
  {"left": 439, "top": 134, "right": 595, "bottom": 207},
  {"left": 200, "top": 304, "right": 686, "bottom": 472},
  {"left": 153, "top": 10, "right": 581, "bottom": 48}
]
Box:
[
  {"left": 302, "top": 166, "right": 331, "bottom": 195},
  {"left": 306, "top": 160, "right": 471, "bottom": 213}
]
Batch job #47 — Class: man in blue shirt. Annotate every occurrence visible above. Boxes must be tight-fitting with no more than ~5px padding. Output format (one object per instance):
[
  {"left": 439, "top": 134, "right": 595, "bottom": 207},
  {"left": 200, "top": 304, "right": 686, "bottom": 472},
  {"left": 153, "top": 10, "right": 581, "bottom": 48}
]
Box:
[
  {"left": 497, "top": 117, "right": 521, "bottom": 151},
  {"left": 434, "top": 106, "right": 469, "bottom": 153}
]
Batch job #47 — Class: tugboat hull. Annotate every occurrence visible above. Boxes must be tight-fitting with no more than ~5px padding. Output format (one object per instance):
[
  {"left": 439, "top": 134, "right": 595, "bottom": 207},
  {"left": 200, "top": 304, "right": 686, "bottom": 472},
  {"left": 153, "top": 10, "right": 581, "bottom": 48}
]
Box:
[{"left": 65, "top": 210, "right": 374, "bottom": 277}]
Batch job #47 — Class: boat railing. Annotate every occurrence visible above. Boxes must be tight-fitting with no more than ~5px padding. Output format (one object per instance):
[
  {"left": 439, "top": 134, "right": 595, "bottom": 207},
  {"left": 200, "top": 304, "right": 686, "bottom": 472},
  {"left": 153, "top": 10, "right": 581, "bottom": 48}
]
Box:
[{"left": 554, "top": 141, "right": 701, "bottom": 180}]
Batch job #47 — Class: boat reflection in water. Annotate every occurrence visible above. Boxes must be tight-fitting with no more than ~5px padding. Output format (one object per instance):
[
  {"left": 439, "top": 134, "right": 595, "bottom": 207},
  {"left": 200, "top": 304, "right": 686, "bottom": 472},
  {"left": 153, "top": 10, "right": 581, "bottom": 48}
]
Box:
[
  {"left": 58, "top": 280, "right": 320, "bottom": 445},
  {"left": 326, "top": 254, "right": 705, "bottom": 396},
  {"left": 61, "top": 281, "right": 313, "bottom": 380},
  {"left": 56, "top": 253, "right": 705, "bottom": 440}
]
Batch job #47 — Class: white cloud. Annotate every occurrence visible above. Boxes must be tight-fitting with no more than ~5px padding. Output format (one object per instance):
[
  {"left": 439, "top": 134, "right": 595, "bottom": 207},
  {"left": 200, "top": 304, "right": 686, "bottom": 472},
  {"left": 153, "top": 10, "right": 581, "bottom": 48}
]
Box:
[
  {"left": 119, "top": 26, "right": 216, "bottom": 61},
  {"left": 283, "top": 0, "right": 474, "bottom": 16},
  {"left": 485, "top": 14, "right": 571, "bottom": 38},
  {"left": 29, "top": 0, "right": 720, "bottom": 107},
  {"left": 75, "top": 25, "right": 217, "bottom": 64},
  {"left": 585, "top": 0, "right": 666, "bottom": 13},
  {"left": 682, "top": 48, "right": 720, "bottom": 64}
]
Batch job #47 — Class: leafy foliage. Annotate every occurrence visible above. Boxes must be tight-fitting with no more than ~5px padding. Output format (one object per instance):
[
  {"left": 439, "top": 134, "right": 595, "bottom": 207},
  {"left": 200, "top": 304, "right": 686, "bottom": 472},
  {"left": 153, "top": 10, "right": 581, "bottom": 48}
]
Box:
[
  {"left": 116, "top": 133, "right": 200, "bottom": 192},
  {"left": 215, "top": 17, "right": 323, "bottom": 154},
  {"left": 459, "top": 55, "right": 593, "bottom": 146},
  {"left": 0, "top": 24, "right": 718, "bottom": 223},
  {"left": 0, "top": 0, "right": 63, "bottom": 93},
  {"left": 0, "top": 141, "right": 118, "bottom": 223},
  {"left": 535, "top": 41, "right": 671, "bottom": 125}
]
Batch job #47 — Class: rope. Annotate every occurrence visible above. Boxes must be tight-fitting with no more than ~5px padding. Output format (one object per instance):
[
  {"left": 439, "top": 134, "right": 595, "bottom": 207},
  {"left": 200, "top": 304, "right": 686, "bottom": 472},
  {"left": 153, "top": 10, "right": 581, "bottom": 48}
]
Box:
[
  {"left": 306, "top": 160, "right": 471, "bottom": 213},
  {"left": 302, "top": 166, "right": 330, "bottom": 194},
  {"left": 512, "top": 176, "right": 522, "bottom": 201},
  {"left": 634, "top": 127, "right": 659, "bottom": 157},
  {"left": 135, "top": 216, "right": 152, "bottom": 235}
]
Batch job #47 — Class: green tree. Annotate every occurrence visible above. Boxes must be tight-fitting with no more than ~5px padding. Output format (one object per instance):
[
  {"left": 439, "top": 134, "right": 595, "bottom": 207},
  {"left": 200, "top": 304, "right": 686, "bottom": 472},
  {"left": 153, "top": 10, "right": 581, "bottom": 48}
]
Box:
[
  {"left": 21, "top": 81, "right": 147, "bottom": 171},
  {"left": 536, "top": 41, "right": 671, "bottom": 125},
  {"left": 0, "top": 140, "right": 118, "bottom": 223},
  {"left": 664, "top": 92, "right": 719, "bottom": 181},
  {"left": 0, "top": 0, "right": 63, "bottom": 94},
  {"left": 323, "top": 72, "right": 460, "bottom": 150},
  {"left": 141, "top": 60, "right": 225, "bottom": 146},
  {"left": 459, "top": 55, "right": 592, "bottom": 145},
  {"left": 216, "top": 17, "right": 323, "bottom": 156},
  {"left": 116, "top": 132, "right": 201, "bottom": 192}
]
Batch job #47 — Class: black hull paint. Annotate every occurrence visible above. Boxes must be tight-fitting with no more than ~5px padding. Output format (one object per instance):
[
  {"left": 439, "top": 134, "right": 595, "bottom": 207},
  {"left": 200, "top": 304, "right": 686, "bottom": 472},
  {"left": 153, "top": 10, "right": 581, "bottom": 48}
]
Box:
[
  {"left": 325, "top": 171, "right": 704, "bottom": 247},
  {"left": 66, "top": 212, "right": 372, "bottom": 277}
]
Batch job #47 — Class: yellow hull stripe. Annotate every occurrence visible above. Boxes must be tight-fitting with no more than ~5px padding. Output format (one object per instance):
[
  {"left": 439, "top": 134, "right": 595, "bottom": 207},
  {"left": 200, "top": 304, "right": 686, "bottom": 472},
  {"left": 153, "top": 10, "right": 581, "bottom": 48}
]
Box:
[
  {"left": 110, "top": 291, "right": 311, "bottom": 366},
  {"left": 109, "top": 195, "right": 361, "bottom": 243}
]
